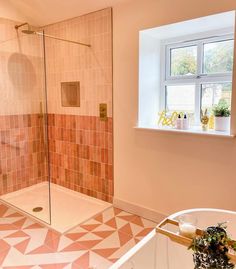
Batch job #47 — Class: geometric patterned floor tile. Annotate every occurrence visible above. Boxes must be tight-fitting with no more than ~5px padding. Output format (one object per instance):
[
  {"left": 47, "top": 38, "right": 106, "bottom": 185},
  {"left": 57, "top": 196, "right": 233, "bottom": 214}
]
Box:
[
  {"left": 0, "top": 203, "right": 157, "bottom": 268},
  {"left": 73, "top": 251, "right": 113, "bottom": 269}
]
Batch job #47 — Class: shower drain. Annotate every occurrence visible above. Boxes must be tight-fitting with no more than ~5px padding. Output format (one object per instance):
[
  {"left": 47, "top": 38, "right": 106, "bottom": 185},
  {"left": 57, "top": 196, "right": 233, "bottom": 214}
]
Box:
[{"left": 32, "top": 207, "right": 43, "bottom": 212}]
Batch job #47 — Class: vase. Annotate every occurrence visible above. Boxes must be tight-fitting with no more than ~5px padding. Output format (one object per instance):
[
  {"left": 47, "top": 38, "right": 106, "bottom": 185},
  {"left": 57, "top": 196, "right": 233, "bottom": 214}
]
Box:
[
  {"left": 202, "top": 124, "right": 208, "bottom": 131},
  {"left": 214, "top": 116, "right": 230, "bottom": 132}
]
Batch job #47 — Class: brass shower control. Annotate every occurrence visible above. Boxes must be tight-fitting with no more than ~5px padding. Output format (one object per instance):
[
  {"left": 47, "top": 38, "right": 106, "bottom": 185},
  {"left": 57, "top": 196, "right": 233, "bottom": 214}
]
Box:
[{"left": 99, "top": 103, "right": 108, "bottom": 121}]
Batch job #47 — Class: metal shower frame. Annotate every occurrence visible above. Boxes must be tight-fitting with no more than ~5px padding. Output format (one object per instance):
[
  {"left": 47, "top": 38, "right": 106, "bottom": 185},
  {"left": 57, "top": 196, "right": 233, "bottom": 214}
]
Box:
[{"left": 15, "top": 22, "right": 91, "bottom": 47}]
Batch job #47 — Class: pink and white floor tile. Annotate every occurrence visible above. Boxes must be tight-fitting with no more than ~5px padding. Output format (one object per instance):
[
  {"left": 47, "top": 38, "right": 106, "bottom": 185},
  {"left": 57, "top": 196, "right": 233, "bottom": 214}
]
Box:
[{"left": 0, "top": 203, "right": 157, "bottom": 269}]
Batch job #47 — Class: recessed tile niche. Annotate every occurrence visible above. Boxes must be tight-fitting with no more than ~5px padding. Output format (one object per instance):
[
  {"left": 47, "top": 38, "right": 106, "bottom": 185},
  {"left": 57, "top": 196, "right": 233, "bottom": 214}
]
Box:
[{"left": 61, "top": 81, "right": 80, "bottom": 107}]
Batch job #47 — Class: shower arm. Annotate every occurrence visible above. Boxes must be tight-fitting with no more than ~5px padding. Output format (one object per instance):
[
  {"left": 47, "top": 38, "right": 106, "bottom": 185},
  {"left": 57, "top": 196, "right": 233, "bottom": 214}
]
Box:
[{"left": 15, "top": 22, "right": 29, "bottom": 29}]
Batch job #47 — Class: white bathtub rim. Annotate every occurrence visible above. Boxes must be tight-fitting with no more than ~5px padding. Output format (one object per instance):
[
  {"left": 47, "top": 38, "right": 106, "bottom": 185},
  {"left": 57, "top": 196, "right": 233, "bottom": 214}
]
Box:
[
  {"left": 109, "top": 229, "right": 156, "bottom": 269},
  {"left": 169, "top": 207, "right": 236, "bottom": 220}
]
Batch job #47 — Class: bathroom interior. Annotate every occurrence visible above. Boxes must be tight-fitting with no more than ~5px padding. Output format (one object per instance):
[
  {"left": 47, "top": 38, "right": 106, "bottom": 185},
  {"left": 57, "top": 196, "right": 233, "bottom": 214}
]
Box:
[{"left": 0, "top": 0, "right": 236, "bottom": 268}]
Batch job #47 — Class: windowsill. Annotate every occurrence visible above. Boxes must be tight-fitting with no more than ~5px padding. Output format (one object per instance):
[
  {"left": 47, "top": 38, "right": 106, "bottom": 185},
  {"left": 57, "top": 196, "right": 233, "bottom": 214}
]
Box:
[{"left": 135, "top": 125, "right": 235, "bottom": 138}]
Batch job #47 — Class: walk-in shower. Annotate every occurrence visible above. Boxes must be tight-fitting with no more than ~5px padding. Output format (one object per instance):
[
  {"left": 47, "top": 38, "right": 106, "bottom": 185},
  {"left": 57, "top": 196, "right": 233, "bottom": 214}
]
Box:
[{"left": 0, "top": 9, "right": 113, "bottom": 232}]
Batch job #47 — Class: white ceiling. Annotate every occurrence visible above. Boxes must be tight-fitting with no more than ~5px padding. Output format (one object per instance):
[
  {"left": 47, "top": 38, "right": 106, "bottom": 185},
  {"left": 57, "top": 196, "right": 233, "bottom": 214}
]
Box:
[{"left": 1, "top": 0, "right": 127, "bottom": 26}]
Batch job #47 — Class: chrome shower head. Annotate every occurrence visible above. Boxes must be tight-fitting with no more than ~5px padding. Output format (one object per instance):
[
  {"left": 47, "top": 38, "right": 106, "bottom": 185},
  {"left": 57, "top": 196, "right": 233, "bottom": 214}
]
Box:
[
  {"left": 15, "top": 22, "right": 37, "bottom": 35},
  {"left": 21, "top": 29, "right": 36, "bottom": 35}
]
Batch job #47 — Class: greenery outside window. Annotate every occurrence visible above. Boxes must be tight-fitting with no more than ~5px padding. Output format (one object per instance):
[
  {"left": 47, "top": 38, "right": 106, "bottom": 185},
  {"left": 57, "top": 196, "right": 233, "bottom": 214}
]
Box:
[{"left": 162, "top": 34, "right": 234, "bottom": 125}]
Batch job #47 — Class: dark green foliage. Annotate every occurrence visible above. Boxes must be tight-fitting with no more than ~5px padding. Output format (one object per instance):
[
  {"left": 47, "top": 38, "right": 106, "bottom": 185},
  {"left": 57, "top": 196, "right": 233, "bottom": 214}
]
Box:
[
  {"left": 204, "top": 41, "right": 234, "bottom": 74},
  {"left": 189, "top": 223, "right": 236, "bottom": 269},
  {"left": 171, "top": 40, "right": 233, "bottom": 77}
]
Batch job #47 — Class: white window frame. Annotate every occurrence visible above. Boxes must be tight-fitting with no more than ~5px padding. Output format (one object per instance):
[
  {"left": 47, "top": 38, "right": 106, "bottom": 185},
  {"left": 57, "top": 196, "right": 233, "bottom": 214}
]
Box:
[{"left": 160, "top": 32, "right": 234, "bottom": 125}]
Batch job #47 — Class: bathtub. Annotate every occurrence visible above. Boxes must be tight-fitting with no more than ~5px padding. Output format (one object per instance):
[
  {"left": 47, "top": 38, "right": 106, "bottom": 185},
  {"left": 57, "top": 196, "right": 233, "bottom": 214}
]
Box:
[{"left": 111, "top": 208, "right": 236, "bottom": 269}]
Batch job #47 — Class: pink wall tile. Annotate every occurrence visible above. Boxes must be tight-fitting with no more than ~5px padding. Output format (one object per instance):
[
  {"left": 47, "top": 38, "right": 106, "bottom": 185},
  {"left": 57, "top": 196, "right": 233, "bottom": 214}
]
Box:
[
  {"left": 49, "top": 114, "right": 113, "bottom": 202},
  {"left": 0, "top": 114, "right": 47, "bottom": 195}
]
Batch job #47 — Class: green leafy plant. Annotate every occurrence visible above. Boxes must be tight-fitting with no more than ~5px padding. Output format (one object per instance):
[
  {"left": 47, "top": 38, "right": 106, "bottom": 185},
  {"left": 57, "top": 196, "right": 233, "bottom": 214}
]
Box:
[
  {"left": 189, "top": 223, "right": 236, "bottom": 269},
  {"left": 213, "top": 99, "right": 231, "bottom": 117}
]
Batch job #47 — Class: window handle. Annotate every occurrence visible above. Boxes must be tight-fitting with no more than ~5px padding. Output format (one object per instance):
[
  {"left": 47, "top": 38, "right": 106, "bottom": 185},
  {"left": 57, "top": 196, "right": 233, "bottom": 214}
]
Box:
[{"left": 196, "top": 74, "right": 207, "bottom": 79}]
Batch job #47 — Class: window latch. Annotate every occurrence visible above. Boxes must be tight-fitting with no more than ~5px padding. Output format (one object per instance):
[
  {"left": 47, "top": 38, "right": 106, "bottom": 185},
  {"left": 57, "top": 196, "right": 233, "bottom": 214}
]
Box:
[{"left": 196, "top": 74, "right": 207, "bottom": 79}]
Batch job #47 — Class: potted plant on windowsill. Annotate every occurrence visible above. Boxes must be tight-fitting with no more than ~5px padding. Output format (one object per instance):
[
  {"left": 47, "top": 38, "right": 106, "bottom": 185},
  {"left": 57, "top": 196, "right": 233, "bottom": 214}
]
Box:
[
  {"left": 213, "top": 100, "right": 231, "bottom": 132},
  {"left": 189, "top": 223, "right": 236, "bottom": 269}
]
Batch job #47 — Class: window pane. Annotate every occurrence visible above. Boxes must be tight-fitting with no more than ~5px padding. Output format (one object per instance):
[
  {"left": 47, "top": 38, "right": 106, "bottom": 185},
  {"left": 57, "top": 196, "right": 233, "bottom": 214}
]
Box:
[
  {"left": 166, "top": 85, "right": 195, "bottom": 114},
  {"left": 203, "top": 39, "right": 234, "bottom": 74},
  {"left": 201, "top": 83, "right": 232, "bottom": 112},
  {"left": 170, "top": 46, "right": 197, "bottom": 76}
]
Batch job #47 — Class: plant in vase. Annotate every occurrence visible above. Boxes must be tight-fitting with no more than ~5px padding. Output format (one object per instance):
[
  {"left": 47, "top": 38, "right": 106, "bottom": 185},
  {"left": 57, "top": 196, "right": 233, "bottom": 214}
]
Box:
[
  {"left": 189, "top": 223, "right": 236, "bottom": 269},
  {"left": 213, "top": 100, "right": 231, "bottom": 132}
]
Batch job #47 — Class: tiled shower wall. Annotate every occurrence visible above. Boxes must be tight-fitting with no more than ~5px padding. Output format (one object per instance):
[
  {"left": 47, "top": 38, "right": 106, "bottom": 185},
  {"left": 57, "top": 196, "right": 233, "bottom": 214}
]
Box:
[
  {"left": 48, "top": 115, "right": 113, "bottom": 202},
  {"left": 0, "top": 18, "right": 48, "bottom": 194},
  {"left": 45, "top": 8, "right": 113, "bottom": 202},
  {"left": 0, "top": 114, "right": 47, "bottom": 194}
]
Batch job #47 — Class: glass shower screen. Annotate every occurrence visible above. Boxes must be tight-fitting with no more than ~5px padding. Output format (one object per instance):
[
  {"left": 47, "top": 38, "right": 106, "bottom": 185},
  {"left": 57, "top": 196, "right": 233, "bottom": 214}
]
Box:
[{"left": 0, "top": 23, "right": 51, "bottom": 225}]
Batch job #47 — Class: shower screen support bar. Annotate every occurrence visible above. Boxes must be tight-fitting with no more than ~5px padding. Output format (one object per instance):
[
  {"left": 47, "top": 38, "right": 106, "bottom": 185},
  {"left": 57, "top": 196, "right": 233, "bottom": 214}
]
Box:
[
  {"left": 36, "top": 32, "right": 91, "bottom": 47},
  {"left": 15, "top": 22, "right": 91, "bottom": 47}
]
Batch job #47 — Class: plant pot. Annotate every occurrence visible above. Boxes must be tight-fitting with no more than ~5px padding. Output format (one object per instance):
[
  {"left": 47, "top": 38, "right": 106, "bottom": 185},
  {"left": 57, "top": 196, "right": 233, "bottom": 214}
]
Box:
[{"left": 214, "top": 116, "right": 230, "bottom": 132}]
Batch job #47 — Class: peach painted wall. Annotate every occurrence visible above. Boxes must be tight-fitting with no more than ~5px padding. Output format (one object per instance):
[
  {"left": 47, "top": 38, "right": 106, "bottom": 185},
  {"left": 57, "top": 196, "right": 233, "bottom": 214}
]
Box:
[
  {"left": 0, "top": 1, "right": 27, "bottom": 23},
  {"left": 113, "top": 0, "right": 236, "bottom": 216}
]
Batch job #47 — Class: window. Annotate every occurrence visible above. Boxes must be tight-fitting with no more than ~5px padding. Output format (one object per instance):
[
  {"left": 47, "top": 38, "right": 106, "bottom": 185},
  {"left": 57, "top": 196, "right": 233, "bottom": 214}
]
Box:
[
  {"left": 162, "top": 35, "right": 234, "bottom": 124},
  {"left": 139, "top": 11, "right": 235, "bottom": 133}
]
